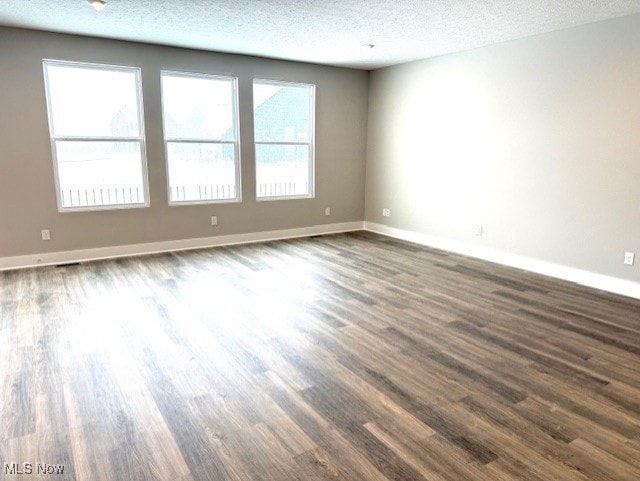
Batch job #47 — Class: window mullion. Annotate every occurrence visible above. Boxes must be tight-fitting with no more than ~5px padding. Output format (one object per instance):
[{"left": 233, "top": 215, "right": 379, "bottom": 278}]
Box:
[
  {"left": 53, "top": 136, "right": 142, "bottom": 142},
  {"left": 166, "top": 139, "right": 237, "bottom": 145}
]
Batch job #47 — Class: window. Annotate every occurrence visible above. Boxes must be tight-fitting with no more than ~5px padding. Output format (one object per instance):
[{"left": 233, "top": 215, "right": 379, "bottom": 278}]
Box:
[
  {"left": 253, "top": 80, "right": 315, "bottom": 199},
  {"left": 43, "top": 60, "right": 148, "bottom": 211},
  {"left": 161, "top": 72, "right": 240, "bottom": 204}
]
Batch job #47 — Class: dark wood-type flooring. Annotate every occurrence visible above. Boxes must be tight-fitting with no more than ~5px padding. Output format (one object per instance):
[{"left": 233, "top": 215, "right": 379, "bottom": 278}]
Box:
[{"left": 2, "top": 232, "right": 640, "bottom": 481}]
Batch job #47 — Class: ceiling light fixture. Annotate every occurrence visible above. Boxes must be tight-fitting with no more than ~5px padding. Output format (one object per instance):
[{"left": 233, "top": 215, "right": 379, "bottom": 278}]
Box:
[{"left": 89, "top": 0, "right": 106, "bottom": 11}]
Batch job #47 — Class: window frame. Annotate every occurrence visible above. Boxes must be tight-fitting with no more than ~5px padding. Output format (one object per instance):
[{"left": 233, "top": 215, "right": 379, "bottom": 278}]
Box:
[
  {"left": 42, "top": 59, "right": 150, "bottom": 212},
  {"left": 160, "top": 70, "right": 242, "bottom": 206},
  {"left": 253, "top": 78, "right": 316, "bottom": 201}
]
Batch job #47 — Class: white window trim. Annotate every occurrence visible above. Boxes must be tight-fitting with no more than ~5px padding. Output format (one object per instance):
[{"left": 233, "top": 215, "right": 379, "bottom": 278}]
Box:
[
  {"left": 42, "top": 59, "right": 150, "bottom": 212},
  {"left": 160, "top": 70, "right": 242, "bottom": 206},
  {"left": 253, "top": 78, "right": 316, "bottom": 202}
]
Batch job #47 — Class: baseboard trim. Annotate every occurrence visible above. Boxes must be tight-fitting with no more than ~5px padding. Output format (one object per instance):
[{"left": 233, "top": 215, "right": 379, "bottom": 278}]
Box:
[
  {"left": 0, "top": 221, "right": 365, "bottom": 271},
  {"left": 364, "top": 222, "right": 640, "bottom": 301},
  {"left": 5, "top": 220, "right": 639, "bottom": 301}
]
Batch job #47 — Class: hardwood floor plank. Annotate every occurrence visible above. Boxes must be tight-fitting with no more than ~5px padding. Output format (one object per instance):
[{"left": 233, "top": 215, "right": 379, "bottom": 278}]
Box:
[
  {"left": 293, "top": 447, "right": 352, "bottom": 481},
  {"left": 259, "top": 371, "right": 391, "bottom": 481}
]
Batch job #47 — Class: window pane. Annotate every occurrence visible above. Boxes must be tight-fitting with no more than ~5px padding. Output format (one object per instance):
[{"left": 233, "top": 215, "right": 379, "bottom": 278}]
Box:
[
  {"left": 46, "top": 64, "right": 140, "bottom": 138},
  {"left": 167, "top": 142, "right": 237, "bottom": 202},
  {"left": 55, "top": 141, "right": 145, "bottom": 208},
  {"left": 253, "top": 83, "right": 312, "bottom": 142},
  {"left": 162, "top": 74, "right": 236, "bottom": 141},
  {"left": 256, "top": 144, "right": 309, "bottom": 198}
]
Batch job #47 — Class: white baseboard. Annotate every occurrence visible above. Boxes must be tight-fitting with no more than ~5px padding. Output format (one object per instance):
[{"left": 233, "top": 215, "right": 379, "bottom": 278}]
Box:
[
  {"left": 364, "top": 222, "right": 640, "bottom": 301},
  {"left": 0, "top": 221, "right": 364, "bottom": 271},
  {"left": 4, "top": 220, "right": 639, "bottom": 301}
]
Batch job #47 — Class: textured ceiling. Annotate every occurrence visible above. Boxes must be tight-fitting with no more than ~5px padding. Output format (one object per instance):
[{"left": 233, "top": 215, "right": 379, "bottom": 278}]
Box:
[{"left": 1, "top": 1, "right": 640, "bottom": 69}]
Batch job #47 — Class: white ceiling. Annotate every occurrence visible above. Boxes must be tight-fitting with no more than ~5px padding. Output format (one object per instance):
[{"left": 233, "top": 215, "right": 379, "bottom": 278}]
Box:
[{"left": 1, "top": 1, "right": 640, "bottom": 70}]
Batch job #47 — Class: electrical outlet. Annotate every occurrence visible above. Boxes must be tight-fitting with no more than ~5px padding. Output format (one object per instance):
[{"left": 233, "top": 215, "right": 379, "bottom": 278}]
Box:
[
  {"left": 324, "top": 207, "right": 331, "bottom": 216},
  {"left": 41, "top": 229, "right": 51, "bottom": 241},
  {"left": 382, "top": 208, "right": 391, "bottom": 217},
  {"left": 475, "top": 225, "right": 483, "bottom": 236},
  {"left": 624, "top": 252, "right": 635, "bottom": 266},
  {"left": 211, "top": 216, "right": 218, "bottom": 226}
]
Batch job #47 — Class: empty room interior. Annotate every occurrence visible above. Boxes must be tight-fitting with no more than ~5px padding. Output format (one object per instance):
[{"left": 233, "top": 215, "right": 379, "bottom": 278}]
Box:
[{"left": 2, "top": 1, "right": 640, "bottom": 480}]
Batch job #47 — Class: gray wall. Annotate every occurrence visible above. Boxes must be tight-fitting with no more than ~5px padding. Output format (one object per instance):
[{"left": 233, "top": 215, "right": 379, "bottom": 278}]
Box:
[
  {"left": 3, "top": 17, "right": 640, "bottom": 285},
  {"left": 366, "top": 14, "right": 640, "bottom": 283},
  {"left": 0, "top": 27, "right": 368, "bottom": 257}
]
